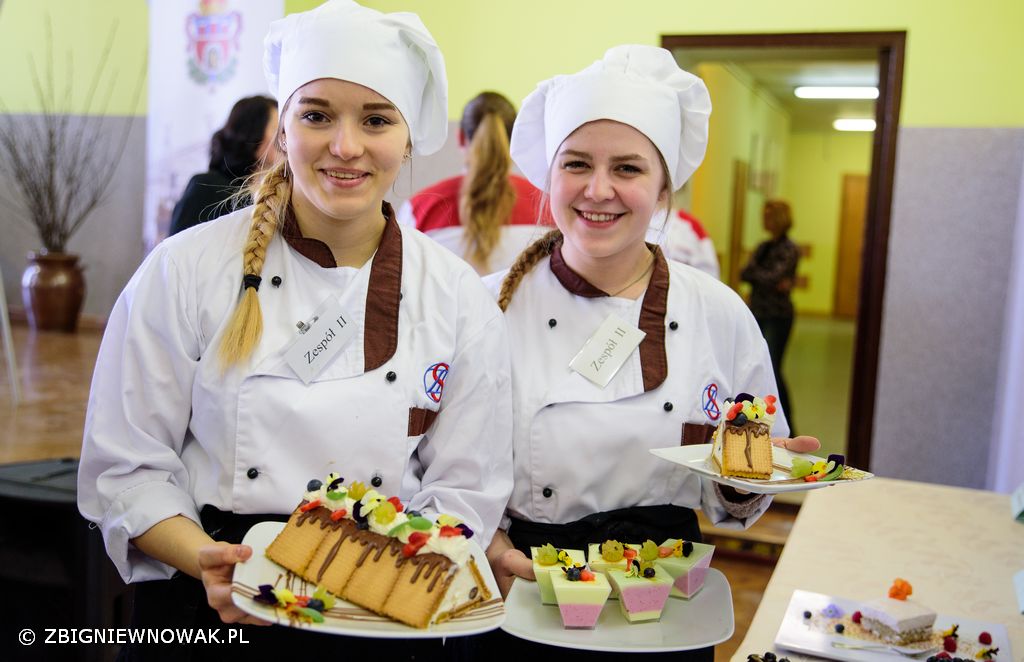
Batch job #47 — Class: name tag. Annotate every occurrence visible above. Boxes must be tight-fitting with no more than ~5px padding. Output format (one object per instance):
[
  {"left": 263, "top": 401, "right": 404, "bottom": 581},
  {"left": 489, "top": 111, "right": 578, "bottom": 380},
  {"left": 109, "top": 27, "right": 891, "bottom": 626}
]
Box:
[
  {"left": 569, "top": 313, "right": 646, "bottom": 388},
  {"left": 284, "top": 297, "right": 357, "bottom": 384}
]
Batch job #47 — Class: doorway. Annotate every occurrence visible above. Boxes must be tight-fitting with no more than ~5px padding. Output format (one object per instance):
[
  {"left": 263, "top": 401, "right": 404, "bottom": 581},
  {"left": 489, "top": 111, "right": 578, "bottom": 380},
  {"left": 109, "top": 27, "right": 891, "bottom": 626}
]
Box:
[{"left": 660, "top": 32, "right": 906, "bottom": 470}]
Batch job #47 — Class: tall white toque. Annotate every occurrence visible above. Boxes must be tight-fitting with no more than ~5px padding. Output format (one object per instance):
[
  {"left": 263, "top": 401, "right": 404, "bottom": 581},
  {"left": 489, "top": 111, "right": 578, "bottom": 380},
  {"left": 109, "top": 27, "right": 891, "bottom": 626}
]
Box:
[
  {"left": 263, "top": 0, "right": 448, "bottom": 156},
  {"left": 511, "top": 45, "right": 711, "bottom": 191}
]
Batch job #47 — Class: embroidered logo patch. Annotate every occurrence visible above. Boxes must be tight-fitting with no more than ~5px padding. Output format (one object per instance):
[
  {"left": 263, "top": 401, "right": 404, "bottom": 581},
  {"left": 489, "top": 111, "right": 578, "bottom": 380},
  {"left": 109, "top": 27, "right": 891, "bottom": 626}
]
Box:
[
  {"left": 702, "top": 383, "right": 721, "bottom": 421},
  {"left": 423, "top": 362, "right": 449, "bottom": 404}
]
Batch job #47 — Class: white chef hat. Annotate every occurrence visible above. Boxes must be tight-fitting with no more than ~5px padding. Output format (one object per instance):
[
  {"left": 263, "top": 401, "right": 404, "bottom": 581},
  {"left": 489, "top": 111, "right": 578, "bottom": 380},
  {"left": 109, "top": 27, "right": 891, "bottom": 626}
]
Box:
[
  {"left": 511, "top": 45, "right": 711, "bottom": 191},
  {"left": 263, "top": 0, "right": 448, "bottom": 155}
]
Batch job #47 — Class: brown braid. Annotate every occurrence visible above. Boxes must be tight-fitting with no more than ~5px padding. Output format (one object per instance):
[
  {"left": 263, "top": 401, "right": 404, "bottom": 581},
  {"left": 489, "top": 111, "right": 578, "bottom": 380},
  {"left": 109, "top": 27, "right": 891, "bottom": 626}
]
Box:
[
  {"left": 218, "top": 159, "right": 291, "bottom": 368},
  {"left": 497, "top": 228, "right": 562, "bottom": 311}
]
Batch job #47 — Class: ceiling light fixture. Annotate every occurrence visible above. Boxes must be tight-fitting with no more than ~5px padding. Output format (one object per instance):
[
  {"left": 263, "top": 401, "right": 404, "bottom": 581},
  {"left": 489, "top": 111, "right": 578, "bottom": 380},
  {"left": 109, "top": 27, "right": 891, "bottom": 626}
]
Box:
[
  {"left": 833, "top": 119, "right": 877, "bottom": 132},
  {"left": 795, "top": 86, "right": 879, "bottom": 99}
]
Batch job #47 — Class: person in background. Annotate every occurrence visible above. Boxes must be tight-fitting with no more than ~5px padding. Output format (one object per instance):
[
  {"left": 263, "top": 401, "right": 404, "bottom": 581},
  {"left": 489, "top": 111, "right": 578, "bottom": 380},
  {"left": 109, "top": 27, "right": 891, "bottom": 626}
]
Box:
[
  {"left": 741, "top": 199, "right": 800, "bottom": 434},
  {"left": 398, "top": 91, "right": 543, "bottom": 274},
  {"left": 481, "top": 45, "right": 819, "bottom": 661},
  {"left": 168, "top": 95, "right": 279, "bottom": 236},
  {"left": 647, "top": 207, "right": 720, "bottom": 278},
  {"left": 78, "top": 1, "right": 512, "bottom": 658}
]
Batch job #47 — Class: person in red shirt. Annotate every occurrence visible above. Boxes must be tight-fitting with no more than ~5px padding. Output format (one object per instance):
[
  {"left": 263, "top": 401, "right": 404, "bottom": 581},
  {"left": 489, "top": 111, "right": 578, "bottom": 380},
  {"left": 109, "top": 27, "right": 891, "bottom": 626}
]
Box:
[{"left": 398, "top": 92, "right": 545, "bottom": 274}]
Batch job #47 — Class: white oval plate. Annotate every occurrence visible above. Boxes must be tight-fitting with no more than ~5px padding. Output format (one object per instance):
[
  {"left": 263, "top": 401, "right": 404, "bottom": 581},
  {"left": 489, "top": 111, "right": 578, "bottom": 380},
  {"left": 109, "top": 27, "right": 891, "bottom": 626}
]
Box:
[
  {"left": 500, "top": 567, "right": 733, "bottom": 652},
  {"left": 231, "top": 521, "right": 504, "bottom": 638},
  {"left": 649, "top": 444, "right": 874, "bottom": 495}
]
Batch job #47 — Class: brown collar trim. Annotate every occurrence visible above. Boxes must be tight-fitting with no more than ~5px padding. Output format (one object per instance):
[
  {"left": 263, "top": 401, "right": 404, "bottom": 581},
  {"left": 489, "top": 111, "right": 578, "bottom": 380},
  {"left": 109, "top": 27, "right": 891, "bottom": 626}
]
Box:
[
  {"left": 638, "top": 246, "right": 669, "bottom": 392},
  {"left": 548, "top": 240, "right": 609, "bottom": 298},
  {"left": 280, "top": 208, "right": 336, "bottom": 268},
  {"left": 548, "top": 239, "right": 669, "bottom": 392},
  {"left": 363, "top": 202, "right": 402, "bottom": 372},
  {"left": 280, "top": 202, "right": 401, "bottom": 371}
]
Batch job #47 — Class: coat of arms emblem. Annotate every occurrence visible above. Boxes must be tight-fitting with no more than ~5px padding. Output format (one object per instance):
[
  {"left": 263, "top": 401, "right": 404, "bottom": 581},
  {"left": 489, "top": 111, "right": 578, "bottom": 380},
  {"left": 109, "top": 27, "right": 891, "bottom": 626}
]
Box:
[{"left": 186, "top": 0, "right": 242, "bottom": 85}]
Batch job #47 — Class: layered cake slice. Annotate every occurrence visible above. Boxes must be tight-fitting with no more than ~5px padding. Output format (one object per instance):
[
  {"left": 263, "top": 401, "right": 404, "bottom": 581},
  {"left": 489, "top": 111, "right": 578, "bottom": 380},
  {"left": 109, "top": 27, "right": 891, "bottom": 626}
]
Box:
[
  {"left": 860, "top": 579, "right": 936, "bottom": 644},
  {"left": 531, "top": 544, "right": 585, "bottom": 605},
  {"left": 655, "top": 538, "right": 715, "bottom": 599},
  {"left": 550, "top": 566, "right": 611, "bottom": 629},
  {"left": 711, "top": 393, "right": 777, "bottom": 479},
  {"left": 261, "top": 473, "right": 491, "bottom": 628},
  {"left": 607, "top": 562, "right": 673, "bottom": 623}
]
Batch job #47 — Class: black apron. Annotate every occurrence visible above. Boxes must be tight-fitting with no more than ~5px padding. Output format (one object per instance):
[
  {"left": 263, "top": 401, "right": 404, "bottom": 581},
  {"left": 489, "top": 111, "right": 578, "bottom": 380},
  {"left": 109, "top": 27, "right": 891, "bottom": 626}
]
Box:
[
  {"left": 454, "top": 505, "right": 714, "bottom": 662},
  {"left": 117, "top": 507, "right": 444, "bottom": 662}
]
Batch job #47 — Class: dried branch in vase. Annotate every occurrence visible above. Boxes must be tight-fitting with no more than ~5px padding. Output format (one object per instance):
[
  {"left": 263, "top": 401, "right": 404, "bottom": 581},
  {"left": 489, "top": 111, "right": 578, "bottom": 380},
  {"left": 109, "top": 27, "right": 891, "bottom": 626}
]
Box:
[{"left": 0, "top": 16, "right": 145, "bottom": 253}]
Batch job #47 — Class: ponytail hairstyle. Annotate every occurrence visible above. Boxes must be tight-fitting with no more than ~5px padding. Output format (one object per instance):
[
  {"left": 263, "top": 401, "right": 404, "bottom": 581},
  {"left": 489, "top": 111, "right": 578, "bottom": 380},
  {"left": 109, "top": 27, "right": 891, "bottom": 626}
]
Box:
[
  {"left": 458, "top": 92, "right": 518, "bottom": 273},
  {"left": 218, "top": 158, "right": 292, "bottom": 368}
]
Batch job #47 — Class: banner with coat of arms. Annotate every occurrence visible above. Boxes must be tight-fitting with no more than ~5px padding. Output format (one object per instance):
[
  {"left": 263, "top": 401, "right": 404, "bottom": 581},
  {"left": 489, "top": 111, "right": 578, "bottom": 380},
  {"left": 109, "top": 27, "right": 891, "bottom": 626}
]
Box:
[{"left": 144, "top": 0, "right": 283, "bottom": 250}]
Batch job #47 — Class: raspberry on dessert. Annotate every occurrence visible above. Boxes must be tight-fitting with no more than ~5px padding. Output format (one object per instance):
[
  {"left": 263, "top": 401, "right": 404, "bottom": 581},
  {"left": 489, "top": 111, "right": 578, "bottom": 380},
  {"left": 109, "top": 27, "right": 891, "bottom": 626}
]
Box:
[
  {"left": 943, "top": 636, "right": 957, "bottom": 653},
  {"left": 978, "top": 632, "right": 992, "bottom": 645}
]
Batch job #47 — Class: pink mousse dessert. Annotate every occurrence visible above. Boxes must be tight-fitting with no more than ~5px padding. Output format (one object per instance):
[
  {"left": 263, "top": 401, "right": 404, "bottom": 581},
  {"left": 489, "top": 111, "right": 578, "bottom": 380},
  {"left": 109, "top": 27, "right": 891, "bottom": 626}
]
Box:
[
  {"left": 655, "top": 538, "right": 715, "bottom": 599},
  {"left": 550, "top": 567, "right": 611, "bottom": 629},
  {"left": 607, "top": 563, "right": 673, "bottom": 623}
]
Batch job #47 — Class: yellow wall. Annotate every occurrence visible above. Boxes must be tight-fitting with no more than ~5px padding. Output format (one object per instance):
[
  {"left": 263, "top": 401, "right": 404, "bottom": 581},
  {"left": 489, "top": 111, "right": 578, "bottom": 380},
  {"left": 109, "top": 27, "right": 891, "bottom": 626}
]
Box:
[
  {"left": 783, "top": 131, "right": 873, "bottom": 315},
  {"left": 4, "top": 0, "right": 1023, "bottom": 125},
  {"left": 0, "top": 0, "right": 148, "bottom": 115},
  {"left": 689, "top": 63, "right": 790, "bottom": 282},
  {"left": 352, "top": 0, "right": 1024, "bottom": 128}
]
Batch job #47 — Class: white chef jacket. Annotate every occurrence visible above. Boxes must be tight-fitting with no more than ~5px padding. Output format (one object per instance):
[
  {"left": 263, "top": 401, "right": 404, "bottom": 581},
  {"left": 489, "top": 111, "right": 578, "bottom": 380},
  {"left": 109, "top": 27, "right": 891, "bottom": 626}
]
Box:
[
  {"left": 79, "top": 205, "right": 513, "bottom": 583},
  {"left": 486, "top": 243, "right": 786, "bottom": 531},
  {"left": 647, "top": 209, "right": 720, "bottom": 279}
]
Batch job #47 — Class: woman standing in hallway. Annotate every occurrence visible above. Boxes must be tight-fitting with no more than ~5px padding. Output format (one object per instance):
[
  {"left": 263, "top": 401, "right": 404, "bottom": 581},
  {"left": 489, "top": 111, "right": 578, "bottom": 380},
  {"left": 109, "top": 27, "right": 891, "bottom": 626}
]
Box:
[
  {"left": 399, "top": 91, "right": 543, "bottom": 274},
  {"left": 78, "top": 1, "right": 512, "bottom": 658},
  {"left": 741, "top": 199, "right": 800, "bottom": 433},
  {"left": 483, "top": 45, "right": 818, "bottom": 660}
]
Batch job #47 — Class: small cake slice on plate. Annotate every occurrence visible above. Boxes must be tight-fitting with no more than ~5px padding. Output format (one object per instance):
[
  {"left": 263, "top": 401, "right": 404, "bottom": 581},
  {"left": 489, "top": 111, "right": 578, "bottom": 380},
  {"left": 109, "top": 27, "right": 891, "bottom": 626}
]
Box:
[
  {"left": 710, "top": 393, "right": 777, "bottom": 479},
  {"left": 655, "top": 538, "right": 715, "bottom": 599},
  {"left": 860, "top": 579, "right": 936, "bottom": 644},
  {"left": 531, "top": 544, "right": 585, "bottom": 605},
  {"left": 607, "top": 560, "right": 673, "bottom": 623},
  {"left": 550, "top": 566, "right": 611, "bottom": 629}
]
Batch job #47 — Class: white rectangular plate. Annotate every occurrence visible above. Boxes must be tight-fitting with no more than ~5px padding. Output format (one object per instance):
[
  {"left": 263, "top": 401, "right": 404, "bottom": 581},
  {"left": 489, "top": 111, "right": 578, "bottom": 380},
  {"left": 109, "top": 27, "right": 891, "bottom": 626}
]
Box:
[
  {"left": 775, "top": 590, "right": 1012, "bottom": 662},
  {"left": 649, "top": 444, "right": 874, "bottom": 495},
  {"left": 231, "top": 520, "right": 505, "bottom": 638},
  {"left": 500, "top": 567, "right": 733, "bottom": 652}
]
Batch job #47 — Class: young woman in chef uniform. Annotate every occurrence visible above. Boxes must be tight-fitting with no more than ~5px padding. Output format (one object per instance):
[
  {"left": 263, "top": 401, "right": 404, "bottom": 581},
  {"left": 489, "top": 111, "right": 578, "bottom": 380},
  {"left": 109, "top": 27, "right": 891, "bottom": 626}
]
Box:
[
  {"left": 77, "top": 1, "right": 511, "bottom": 656},
  {"left": 483, "top": 46, "right": 818, "bottom": 660}
]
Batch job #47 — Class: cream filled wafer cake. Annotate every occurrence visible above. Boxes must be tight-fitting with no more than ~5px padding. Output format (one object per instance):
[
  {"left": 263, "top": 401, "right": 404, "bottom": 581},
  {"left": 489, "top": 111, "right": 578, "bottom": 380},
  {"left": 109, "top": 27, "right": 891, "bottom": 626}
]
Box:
[
  {"left": 711, "top": 393, "right": 777, "bottom": 479},
  {"left": 261, "top": 472, "right": 491, "bottom": 629}
]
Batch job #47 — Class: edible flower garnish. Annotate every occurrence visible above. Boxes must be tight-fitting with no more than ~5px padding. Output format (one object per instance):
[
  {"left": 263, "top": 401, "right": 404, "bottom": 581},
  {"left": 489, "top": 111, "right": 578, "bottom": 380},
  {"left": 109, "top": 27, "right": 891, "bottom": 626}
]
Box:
[{"left": 888, "top": 578, "right": 912, "bottom": 600}]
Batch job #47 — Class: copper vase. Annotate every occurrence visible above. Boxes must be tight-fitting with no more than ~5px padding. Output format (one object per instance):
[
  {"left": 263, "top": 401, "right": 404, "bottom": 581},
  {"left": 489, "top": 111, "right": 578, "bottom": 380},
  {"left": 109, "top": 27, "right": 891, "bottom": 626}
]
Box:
[{"left": 21, "top": 251, "right": 86, "bottom": 332}]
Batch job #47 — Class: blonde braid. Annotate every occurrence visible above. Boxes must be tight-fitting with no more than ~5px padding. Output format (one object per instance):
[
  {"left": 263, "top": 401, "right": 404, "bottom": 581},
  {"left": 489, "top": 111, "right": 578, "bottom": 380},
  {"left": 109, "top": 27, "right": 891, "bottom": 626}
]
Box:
[
  {"left": 218, "top": 160, "right": 291, "bottom": 368},
  {"left": 498, "top": 229, "right": 562, "bottom": 312}
]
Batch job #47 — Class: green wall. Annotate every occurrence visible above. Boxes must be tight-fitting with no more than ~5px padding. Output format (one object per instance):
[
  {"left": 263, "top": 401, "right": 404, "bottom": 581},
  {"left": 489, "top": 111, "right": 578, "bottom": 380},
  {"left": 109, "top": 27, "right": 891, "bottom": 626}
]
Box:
[
  {"left": 0, "top": 0, "right": 148, "bottom": 115},
  {"left": 352, "top": 0, "right": 1024, "bottom": 128},
  {"left": 4, "top": 0, "right": 1023, "bottom": 125},
  {"left": 784, "top": 131, "right": 873, "bottom": 315}
]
